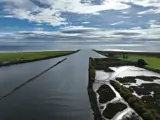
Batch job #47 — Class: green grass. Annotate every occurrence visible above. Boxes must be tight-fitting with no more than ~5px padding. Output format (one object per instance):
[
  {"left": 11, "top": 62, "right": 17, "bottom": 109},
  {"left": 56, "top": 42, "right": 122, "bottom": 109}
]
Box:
[
  {"left": 89, "top": 57, "right": 96, "bottom": 79},
  {"left": 0, "top": 50, "right": 78, "bottom": 66},
  {"left": 118, "top": 54, "right": 160, "bottom": 70},
  {"left": 94, "top": 50, "right": 160, "bottom": 70}
]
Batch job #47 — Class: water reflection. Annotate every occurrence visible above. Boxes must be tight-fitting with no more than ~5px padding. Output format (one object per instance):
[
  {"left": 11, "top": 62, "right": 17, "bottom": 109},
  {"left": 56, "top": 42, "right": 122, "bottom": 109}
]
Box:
[{"left": 0, "top": 50, "right": 104, "bottom": 120}]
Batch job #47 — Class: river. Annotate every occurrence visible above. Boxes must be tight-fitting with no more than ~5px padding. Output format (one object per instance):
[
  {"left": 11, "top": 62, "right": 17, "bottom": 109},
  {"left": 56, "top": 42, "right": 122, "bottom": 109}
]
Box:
[{"left": 0, "top": 50, "right": 105, "bottom": 120}]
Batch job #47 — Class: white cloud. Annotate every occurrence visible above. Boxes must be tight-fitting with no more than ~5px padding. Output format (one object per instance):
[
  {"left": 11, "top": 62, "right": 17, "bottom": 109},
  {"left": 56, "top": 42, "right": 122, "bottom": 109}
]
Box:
[
  {"left": 0, "top": 25, "right": 159, "bottom": 51},
  {"left": 1, "top": 25, "right": 160, "bottom": 41},
  {"left": 111, "top": 21, "right": 124, "bottom": 25},
  {"left": 132, "top": 0, "right": 160, "bottom": 7},
  {"left": 131, "top": 0, "right": 160, "bottom": 14},
  {"left": 138, "top": 8, "right": 160, "bottom": 14},
  {"left": 148, "top": 20, "right": 160, "bottom": 28},
  {"left": 49, "top": 0, "right": 130, "bottom": 14},
  {"left": 131, "top": 27, "right": 141, "bottom": 30},
  {"left": 36, "top": 27, "right": 44, "bottom": 31},
  {"left": 82, "top": 21, "right": 90, "bottom": 24},
  {"left": 2, "top": 0, "right": 130, "bottom": 26},
  {"left": 3, "top": 1, "right": 67, "bottom": 26}
]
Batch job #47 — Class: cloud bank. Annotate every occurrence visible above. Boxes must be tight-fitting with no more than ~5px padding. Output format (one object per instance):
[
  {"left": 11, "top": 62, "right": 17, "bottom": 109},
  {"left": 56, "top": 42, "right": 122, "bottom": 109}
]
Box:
[{"left": 0, "top": 0, "right": 159, "bottom": 51}]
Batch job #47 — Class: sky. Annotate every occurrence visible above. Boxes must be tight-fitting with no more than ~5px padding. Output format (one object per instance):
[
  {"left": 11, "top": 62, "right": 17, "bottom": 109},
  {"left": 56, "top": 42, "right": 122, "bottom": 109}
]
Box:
[{"left": 0, "top": 0, "right": 160, "bottom": 52}]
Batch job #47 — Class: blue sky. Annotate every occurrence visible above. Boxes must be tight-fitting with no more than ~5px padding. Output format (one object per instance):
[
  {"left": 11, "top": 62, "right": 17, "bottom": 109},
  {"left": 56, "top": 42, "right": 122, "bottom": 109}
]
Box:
[{"left": 0, "top": 0, "right": 160, "bottom": 51}]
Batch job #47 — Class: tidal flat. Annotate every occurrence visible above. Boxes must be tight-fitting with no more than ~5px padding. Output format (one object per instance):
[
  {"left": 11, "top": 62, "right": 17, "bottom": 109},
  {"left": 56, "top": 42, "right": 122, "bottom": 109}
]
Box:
[{"left": 88, "top": 50, "right": 160, "bottom": 120}]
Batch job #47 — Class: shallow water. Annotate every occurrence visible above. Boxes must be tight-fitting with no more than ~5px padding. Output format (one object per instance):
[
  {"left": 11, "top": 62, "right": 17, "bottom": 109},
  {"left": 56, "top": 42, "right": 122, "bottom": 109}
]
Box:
[
  {"left": 93, "top": 81, "right": 141, "bottom": 120},
  {"left": 95, "top": 65, "right": 160, "bottom": 120},
  {"left": 0, "top": 50, "right": 105, "bottom": 120},
  {"left": 96, "top": 66, "right": 160, "bottom": 81},
  {"left": 95, "top": 66, "right": 149, "bottom": 120},
  {"left": 110, "top": 66, "right": 160, "bottom": 78},
  {"left": 96, "top": 66, "right": 160, "bottom": 98}
]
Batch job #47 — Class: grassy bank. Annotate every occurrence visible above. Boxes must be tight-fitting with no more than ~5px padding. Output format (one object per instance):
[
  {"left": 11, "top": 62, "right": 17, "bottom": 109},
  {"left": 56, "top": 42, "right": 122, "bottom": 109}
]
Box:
[
  {"left": 94, "top": 50, "right": 160, "bottom": 70},
  {"left": 88, "top": 57, "right": 102, "bottom": 120},
  {"left": 119, "top": 54, "right": 160, "bottom": 70},
  {"left": 0, "top": 50, "right": 79, "bottom": 67},
  {"left": 89, "top": 57, "right": 96, "bottom": 79}
]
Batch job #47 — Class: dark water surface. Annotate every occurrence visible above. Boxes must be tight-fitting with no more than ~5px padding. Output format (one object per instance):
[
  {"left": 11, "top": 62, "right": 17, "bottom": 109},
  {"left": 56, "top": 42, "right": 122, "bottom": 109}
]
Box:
[{"left": 0, "top": 50, "right": 104, "bottom": 120}]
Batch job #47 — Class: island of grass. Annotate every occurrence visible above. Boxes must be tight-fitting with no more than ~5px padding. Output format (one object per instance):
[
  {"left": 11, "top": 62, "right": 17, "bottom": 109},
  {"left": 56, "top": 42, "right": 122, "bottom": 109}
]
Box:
[
  {"left": 0, "top": 50, "right": 79, "bottom": 67},
  {"left": 94, "top": 50, "right": 160, "bottom": 71}
]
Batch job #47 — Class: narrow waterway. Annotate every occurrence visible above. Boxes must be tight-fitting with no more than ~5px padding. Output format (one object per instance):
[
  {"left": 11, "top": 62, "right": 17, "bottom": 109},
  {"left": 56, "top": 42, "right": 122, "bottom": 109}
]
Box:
[{"left": 0, "top": 50, "right": 105, "bottom": 120}]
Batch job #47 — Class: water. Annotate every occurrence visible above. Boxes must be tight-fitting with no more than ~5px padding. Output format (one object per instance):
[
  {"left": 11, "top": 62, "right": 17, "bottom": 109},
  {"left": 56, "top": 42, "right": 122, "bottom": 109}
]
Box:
[
  {"left": 95, "top": 66, "right": 160, "bottom": 120},
  {"left": 95, "top": 66, "right": 160, "bottom": 81},
  {"left": 0, "top": 57, "right": 66, "bottom": 98},
  {"left": 0, "top": 50, "right": 104, "bottom": 120},
  {"left": 110, "top": 66, "right": 160, "bottom": 78}
]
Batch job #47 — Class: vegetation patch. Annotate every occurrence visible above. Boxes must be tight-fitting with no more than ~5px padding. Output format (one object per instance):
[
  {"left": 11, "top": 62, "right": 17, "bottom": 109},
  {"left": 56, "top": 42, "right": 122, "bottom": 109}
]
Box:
[
  {"left": 88, "top": 89, "right": 102, "bottom": 120},
  {"left": 89, "top": 57, "right": 96, "bottom": 79},
  {"left": 0, "top": 50, "right": 79, "bottom": 67},
  {"left": 115, "top": 76, "right": 160, "bottom": 114},
  {"left": 122, "top": 112, "right": 141, "bottom": 120},
  {"left": 131, "top": 83, "right": 160, "bottom": 113},
  {"left": 136, "top": 76, "right": 160, "bottom": 81},
  {"left": 88, "top": 57, "right": 103, "bottom": 120},
  {"left": 94, "top": 50, "right": 160, "bottom": 71},
  {"left": 111, "top": 81, "right": 160, "bottom": 120},
  {"left": 131, "top": 86, "right": 151, "bottom": 96},
  {"left": 103, "top": 102, "right": 127, "bottom": 119},
  {"left": 116, "top": 76, "right": 160, "bottom": 84},
  {"left": 141, "top": 96, "right": 154, "bottom": 103},
  {"left": 97, "top": 84, "right": 116, "bottom": 103},
  {"left": 94, "top": 58, "right": 136, "bottom": 67},
  {"left": 131, "top": 83, "right": 160, "bottom": 96},
  {"left": 116, "top": 77, "right": 136, "bottom": 83}
]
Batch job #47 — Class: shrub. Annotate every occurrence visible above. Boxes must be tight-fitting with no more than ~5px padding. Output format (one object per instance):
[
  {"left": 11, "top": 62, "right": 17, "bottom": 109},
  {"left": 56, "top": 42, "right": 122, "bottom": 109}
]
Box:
[{"left": 137, "top": 59, "right": 147, "bottom": 67}]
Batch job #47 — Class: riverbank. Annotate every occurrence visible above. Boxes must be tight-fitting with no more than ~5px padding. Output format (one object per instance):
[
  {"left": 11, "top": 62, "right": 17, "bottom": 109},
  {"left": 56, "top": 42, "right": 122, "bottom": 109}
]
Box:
[
  {"left": 0, "top": 50, "right": 79, "bottom": 67},
  {"left": 88, "top": 57, "right": 103, "bottom": 120},
  {"left": 94, "top": 50, "right": 160, "bottom": 71}
]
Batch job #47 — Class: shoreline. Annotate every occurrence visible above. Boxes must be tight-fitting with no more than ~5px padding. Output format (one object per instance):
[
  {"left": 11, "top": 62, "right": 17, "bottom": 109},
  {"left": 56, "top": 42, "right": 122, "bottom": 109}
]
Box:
[
  {"left": 88, "top": 57, "right": 103, "bottom": 120},
  {"left": 0, "top": 50, "right": 80, "bottom": 67}
]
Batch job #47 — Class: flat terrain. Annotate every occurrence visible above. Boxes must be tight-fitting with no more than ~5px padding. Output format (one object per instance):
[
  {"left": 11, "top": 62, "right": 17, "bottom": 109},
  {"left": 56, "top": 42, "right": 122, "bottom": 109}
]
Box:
[
  {"left": 95, "top": 50, "right": 160, "bottom": 70},
  {"left": 90, "top": 51, "right": 160, "bottom": 120},
  {"left": 119, "top": 54, "right": 160, "bottom": 70},
  {"left": 0, "top": 51, "right": 77, "bottom": 66}
]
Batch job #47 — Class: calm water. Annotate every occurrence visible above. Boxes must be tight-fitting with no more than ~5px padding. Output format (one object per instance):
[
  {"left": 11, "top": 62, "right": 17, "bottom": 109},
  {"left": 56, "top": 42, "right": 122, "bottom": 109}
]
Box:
[{"left": 0, "top": 50, "right": 104, "bottom": 120}]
